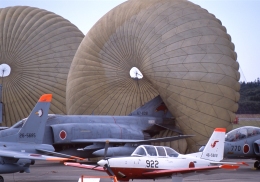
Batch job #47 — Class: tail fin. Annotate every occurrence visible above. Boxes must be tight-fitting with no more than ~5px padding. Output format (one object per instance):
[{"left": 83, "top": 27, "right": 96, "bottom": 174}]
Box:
[
  {"left": 200, "top": 128, "right": 226, "bottom": 162},
  {"left": 128, "top": 95, "right": 172, "bottom": 118},
  {"left": 17, "top": 94, "right": 52, "bottom": 144}
]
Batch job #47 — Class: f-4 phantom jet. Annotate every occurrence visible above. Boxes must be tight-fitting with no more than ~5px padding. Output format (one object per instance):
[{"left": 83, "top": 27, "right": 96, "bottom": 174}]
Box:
[
  {"left": 0, "top": 94, "right": 81, "bottom": 182},
  {"left": 6, "top": 95, "right": 192, "bottom": 158}
]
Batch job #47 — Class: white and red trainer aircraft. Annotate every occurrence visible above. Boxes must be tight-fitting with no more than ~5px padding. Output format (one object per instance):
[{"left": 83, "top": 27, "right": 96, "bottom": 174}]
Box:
[{"left": 65, "top": 128, "right": 247, "bottom": 182}]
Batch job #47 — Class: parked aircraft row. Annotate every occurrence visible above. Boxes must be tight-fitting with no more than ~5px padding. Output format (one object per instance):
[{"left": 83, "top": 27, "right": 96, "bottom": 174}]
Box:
[
  {"left": 0, "top": 94, "right": 191, "bottom": 181},
  {"left": 0, "top": 93, "right": 259, "bottom": 182}
]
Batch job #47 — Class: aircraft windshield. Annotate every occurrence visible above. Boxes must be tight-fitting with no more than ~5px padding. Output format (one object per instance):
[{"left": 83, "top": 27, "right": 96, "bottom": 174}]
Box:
[
  {"left": 131, "top": 145, "right": 179, "bottom": 157},
  {"left": 225, "top": 126, "right": 260, "bottom": 142},
  {"left": 132, "top": 147, "right": 146, "bottom": 156},
  {"left": 165, "top": 147, "right": 179, "bottom": 157}
]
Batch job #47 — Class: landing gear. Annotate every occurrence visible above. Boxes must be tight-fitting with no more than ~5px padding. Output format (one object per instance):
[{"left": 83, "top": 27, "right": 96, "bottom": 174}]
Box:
[
  {"left": 31, "top": 160, "right": 35, "bottom": 165},
  {"left": 254, "top": 160, "right": 260, "bottom": 169},
  {"left": 0, "top": 175, "right": 4, "bottom": 182}
]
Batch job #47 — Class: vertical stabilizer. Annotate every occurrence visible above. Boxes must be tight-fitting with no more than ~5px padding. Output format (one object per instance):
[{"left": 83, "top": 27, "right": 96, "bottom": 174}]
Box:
[
  {"left": 200, "top": 128, "right": 226, "bottom": 162},
  {"left": 17, "top": 94, "right": 52, "bottom": 144},
  {"left": 128, "top": 95, "right": 172, "bottom": 118}
]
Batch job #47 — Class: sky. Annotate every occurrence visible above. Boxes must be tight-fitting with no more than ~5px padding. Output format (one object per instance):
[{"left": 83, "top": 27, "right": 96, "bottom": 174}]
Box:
[{"left": 1, "top": 0, "right": 259, "bottom": 82}]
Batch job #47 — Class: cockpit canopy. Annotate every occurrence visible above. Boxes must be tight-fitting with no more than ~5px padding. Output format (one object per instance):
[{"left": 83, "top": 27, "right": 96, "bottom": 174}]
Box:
[
  {"left": 225, "top": 126, "right": 260, "bottom": 142},
  {"left": 131, "top": 145, "right": 179, "bottom": 157},
  {"left": 11, "top": 118, "right": 27, "bottom": 128},
  {"left": 10, "top": 114, "right": 56, "bottom": 129}
]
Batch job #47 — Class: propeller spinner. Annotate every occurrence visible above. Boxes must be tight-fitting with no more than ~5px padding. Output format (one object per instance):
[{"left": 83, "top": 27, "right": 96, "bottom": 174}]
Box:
[{"left": 96, "top": 140, "right": 115, "bottom": 176}]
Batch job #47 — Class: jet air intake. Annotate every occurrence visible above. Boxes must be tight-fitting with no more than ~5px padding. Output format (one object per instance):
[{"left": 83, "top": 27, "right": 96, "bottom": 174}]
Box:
[{"left": 253, "top": 139, "right": 260, "bottom": 155}]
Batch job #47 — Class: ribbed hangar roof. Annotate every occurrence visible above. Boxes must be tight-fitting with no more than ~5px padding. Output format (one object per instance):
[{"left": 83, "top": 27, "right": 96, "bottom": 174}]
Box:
[
  {"left": 0, "top": 6, "right": 84, "bottom": 126},
  {"left": 66, "top": 0, "right": 240, "bottom": 152}
]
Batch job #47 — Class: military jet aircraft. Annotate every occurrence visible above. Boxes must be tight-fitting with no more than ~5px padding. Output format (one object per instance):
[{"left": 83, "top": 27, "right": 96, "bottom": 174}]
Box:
[
  {"left": 65, "top": 128, "right": 247, "bottom": 182},
  {"left": 5, "top": 95, "right": 192, "bottom": 158},
  {"left": 0, "top": 94, "right": 82, "bottom": 182},
  {"left": 224, "top": 126, "right": 260, "bottom": 169}
]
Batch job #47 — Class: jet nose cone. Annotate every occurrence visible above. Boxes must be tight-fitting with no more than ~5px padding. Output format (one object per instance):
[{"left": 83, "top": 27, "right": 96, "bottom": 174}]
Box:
[{"left": 97, "top": 159, "right": 107, "bottom": 167}]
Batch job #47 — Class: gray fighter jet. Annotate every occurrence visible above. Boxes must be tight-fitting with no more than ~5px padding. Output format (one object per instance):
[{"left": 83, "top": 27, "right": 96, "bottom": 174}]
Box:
[
  {"left": 199, "top": 126, "right": 260, "bottom": 169},
  {"left": 5, "top": 95, "right": 191, "bottom": 159},
  {"left": 0, "top": 94, "right": 81, "bottom": 182},
  {"left": 224, "top": 126, "right": 260, "bottom": 169}
]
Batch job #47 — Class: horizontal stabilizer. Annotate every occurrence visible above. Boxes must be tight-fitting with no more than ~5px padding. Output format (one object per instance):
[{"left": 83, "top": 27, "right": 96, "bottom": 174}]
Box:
[
  {"left": 0, "top": 150, "right": 71, "bottom": 161},
  {"left": 72, "top": 135, "right": 193, "bottom": 144},
  {"left": 154, "top": 123, "right": 183, "bottom": 134},
  {"left": 210, "top": 161, "right": 248, "bottom": 166},
  {"left": 219, "top": 165, "right": 239, "bottom": 170}
]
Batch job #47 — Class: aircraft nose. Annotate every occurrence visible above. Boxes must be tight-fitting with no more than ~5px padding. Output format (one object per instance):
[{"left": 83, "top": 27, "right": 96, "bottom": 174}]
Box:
[{"left": 97, "top": 159, "right": 108, "bottom": 167}]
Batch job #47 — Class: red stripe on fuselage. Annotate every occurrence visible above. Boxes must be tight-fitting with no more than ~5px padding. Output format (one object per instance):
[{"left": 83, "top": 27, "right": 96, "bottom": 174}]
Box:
[
  {"left": 112, "top": 116, "right": 122, "bottom": 139},
  {"left": 108, "top": 167, "right": 162, "bottom": 181},
  {"left": 108, "top": 166, "right": 220, "bottom": 181}
]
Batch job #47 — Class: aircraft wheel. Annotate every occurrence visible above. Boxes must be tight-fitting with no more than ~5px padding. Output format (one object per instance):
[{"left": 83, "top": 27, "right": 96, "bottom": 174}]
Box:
[
  {"left": 31, "top": 160, "right": 35, "bottom": 165},
  {"left": 254, "top": 160, "right": 260, "bottom": 169},
  {"left": 0, "top": 175, "right": 4, "bottom": 182}
]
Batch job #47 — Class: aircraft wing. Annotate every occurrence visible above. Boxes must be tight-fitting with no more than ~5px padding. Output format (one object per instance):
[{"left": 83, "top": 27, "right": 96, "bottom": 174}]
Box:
[
  {"left": 64, "top": 163, "right": 239, "bottom": 178},
  {"left": 141, "top": 165, "right": 239, "bottom": 178},
  {"left": 71, "top": 135, "right": 193, "bottom": 144},
  {"left": 0, "top": 150, "right": 71, "bottom": 161},
  {"left": 36, "top": 148, "right": 85, "bottom": 160},
  {"left": 64, "top": 162, "right": 105, "bottom": 171}
]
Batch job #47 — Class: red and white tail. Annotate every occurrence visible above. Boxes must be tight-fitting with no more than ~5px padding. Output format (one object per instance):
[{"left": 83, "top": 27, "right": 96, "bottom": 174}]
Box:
[{"left": 201, "top": 128, "right": 226, "bottom": 162}]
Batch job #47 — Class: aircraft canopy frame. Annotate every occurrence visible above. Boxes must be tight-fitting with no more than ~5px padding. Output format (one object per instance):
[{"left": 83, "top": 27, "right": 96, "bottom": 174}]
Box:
[
  {"left": 131, "top": 145, "right": 179, "bottom": 157},
  {"left": 225, "top": 126, "right": 260, "bottom": 142}
]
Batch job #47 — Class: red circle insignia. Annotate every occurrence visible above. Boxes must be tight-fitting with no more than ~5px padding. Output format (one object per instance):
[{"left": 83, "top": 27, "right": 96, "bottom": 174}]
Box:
[
  {"left": 243, "top": 144, "right": 250, "bottom": 154},
  {"left": 189, "top": 162, "right": 195, "bottom": 168},
  {"left": 59, "top": 130, "right": 67, "bottom": 140}
]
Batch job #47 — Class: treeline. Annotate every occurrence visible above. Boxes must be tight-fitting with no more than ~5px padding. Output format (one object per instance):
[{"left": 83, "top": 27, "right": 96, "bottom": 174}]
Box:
[{"left": 237, "top": 78, "right": 260, "bottom": 114}]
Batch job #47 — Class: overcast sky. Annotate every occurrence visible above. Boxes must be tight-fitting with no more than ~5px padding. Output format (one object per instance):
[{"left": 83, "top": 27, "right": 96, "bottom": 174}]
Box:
[{"left": 1, "top": 0, "right": 259, "bottom": 82}]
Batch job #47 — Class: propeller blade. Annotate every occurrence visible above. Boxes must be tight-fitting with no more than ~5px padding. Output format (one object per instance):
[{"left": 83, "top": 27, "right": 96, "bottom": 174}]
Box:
[
  {"left": 92, "top": 165, "right": 99, "bottom": 169},
  {"left": 104, "top": 140, "right": 109, "bottom": 159},
  {"left": 101, "top": 141, "right": 115, "bottom": 176},
  {"left": 104, "top": 164, "right": 115, "bottom": 176}
]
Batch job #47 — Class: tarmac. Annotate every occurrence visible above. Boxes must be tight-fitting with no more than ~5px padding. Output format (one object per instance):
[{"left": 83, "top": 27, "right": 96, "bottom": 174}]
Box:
[{"left": 1, "top": 159, "right": 259, "bottom": 182}]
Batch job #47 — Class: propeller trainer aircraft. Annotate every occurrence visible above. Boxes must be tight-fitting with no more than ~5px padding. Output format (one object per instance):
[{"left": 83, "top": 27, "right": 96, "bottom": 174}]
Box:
[
  {"left": 5, "top": 95, "right": 192, "bottom": 158},
  {"left": 65, "top": 128, "right": 247, "bottom": 182},
  {"left": 0, "top": 94, "right": 81, "bottom": 182}
]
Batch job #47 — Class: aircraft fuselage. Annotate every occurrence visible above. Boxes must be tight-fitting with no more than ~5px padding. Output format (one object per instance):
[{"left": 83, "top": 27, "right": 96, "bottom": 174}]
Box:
[
  {"left": 48, "top": 115, "right": 162, "bottom": 144},
  {"left": 100, "top": 154, "right": 216, "bottom": 181}
]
